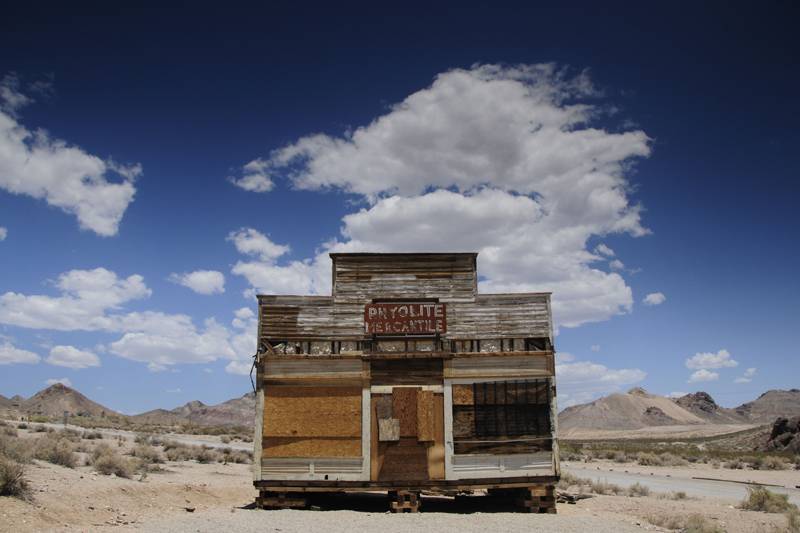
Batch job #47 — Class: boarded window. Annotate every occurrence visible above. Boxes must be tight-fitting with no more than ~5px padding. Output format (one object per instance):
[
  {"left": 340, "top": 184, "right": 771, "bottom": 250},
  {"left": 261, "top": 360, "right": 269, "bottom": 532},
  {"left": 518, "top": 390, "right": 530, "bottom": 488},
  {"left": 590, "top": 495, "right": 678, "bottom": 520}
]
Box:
[
  {"left": 309, "top": 341, "right": 333, "bottom": 355},
  {"left": 451, "top": 379, "right": 552, "bottom": 455},
  {"left": 479, "top": 339, "right": 502, "bottom": 353}
]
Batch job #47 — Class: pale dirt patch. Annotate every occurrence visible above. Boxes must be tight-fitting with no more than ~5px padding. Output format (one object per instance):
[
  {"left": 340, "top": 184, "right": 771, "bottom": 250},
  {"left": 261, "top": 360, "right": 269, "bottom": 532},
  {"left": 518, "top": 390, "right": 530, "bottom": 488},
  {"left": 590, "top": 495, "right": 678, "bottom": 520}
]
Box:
[
  {"left": 566, "top": 459, "right": 800, "bottom": 489},
  {"left": 1, "top": 457, "right": 793, "bottom": 533}
]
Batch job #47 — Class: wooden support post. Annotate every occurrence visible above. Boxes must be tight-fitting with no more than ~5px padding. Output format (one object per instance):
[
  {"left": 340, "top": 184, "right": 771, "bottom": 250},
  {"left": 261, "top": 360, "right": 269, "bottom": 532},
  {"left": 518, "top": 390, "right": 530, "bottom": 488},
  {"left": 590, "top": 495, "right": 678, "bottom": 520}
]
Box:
[
  {"left": 256, "top": 491, "right": 307, "bottom": 510},
  {"left": 515, "top": 484, "right": 556, "bottom": 514},
  {"left": 389, "top": 490, "right": 421, "bottom": 513}
]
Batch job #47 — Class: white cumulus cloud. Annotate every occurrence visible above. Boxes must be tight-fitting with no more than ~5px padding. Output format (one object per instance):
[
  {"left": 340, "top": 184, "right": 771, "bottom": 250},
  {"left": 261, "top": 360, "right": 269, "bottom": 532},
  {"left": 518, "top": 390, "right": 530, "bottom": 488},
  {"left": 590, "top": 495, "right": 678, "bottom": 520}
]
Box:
[
  {"left": 0, "top": 267, "right": 258, "bottom": 371},
  {"left": 0, "top": 340, "right": 40, "bottom": 365},
  {"left": 643, "top": 292, "right": 666, "bottom": 306},
  {"left": 46, "top": 345, "right": 100, "bottom": 369},
  {"left": 0, "top": 76, "right": 140, "bottom": 236},
  {"left": 685, "top": 349, "right": 738, "bottom": 370},
  {"left": 229, "top": 64, "right": 653, "bottom": 329},
  {"left": 169, "top": 270, "right": 225, "bottom": 295},
  {"left": 734, "top": 367, "right": 757, "bottom": 384},
  {"left": 688, "top": 369, "right": 719, "bottom": 383},
  {"left": 228, "top": 158, "right": 274, "bottom": 193},
  {"left": 556, "top": 355, "right": 646, "bottom": 407}
]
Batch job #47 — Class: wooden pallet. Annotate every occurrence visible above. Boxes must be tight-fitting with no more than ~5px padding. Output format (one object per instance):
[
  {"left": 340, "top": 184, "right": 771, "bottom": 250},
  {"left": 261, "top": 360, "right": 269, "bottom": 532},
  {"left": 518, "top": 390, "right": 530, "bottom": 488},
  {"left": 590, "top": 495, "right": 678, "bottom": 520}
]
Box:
[
  {"left": 256, "top": 491, "right": 307, "bottom": 510},
  {"left": 515, "top": 485, "right": 556, "bottom": 513},
  {"left": 389, "top": 490, "right": 421, "bottom": 513}
]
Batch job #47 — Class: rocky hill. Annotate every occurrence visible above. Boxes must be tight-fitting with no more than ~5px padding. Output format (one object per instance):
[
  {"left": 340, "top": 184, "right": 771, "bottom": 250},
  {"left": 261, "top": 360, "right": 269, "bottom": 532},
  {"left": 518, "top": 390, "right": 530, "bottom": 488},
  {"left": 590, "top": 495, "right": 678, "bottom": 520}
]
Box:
[
  {"left": 559, "top": 387, "right": 800, "bottom": 438},
  {"left": 0, "top": 394, "right": 10, "bottom": 409},
  {"left": 734, "top": 389, "right": 800, "bottom": 423},
  {"left": 673, "top": 392, "right": 744, "bottom": 424},
  {"left": 559, "top": 387, "right": 706, "bottom": 433},
  {"left": 132, "top": 393, "right": 254, "bottom": 428},
  {"left": 21, "top": 383, "right": 119, "bottom": 418}
]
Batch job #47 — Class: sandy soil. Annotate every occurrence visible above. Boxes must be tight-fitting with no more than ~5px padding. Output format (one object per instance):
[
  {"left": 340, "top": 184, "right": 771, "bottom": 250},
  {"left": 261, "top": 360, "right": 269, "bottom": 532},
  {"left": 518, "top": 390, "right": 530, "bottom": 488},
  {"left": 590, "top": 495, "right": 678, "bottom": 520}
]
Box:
[
  {"left": 565, "top": 459, "right": 800, "bottom": 490},
  {"left": 0, "top": 457, "right": 793, "bottom": 533},
  {"left": 561, "top": 424, "right": 758, "bottom": 440}
]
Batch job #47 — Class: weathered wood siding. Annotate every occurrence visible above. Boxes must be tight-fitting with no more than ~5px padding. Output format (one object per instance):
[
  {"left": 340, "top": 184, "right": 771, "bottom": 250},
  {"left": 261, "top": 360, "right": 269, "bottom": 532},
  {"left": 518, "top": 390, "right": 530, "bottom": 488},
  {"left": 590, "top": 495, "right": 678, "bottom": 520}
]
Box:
[
  {"left": 258, "top": 253, "right": 552, "bottom": 343},
  {"left": 331, "top": 253, "right": 478, "bottom": 304}
]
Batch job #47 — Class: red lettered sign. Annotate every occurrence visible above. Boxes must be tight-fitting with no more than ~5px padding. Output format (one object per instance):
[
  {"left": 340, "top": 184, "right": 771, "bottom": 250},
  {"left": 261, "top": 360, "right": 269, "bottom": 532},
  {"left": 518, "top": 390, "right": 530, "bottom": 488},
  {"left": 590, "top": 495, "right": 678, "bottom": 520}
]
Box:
[{"left": 364, "top": 303, "right": 447, "bottom": 335}]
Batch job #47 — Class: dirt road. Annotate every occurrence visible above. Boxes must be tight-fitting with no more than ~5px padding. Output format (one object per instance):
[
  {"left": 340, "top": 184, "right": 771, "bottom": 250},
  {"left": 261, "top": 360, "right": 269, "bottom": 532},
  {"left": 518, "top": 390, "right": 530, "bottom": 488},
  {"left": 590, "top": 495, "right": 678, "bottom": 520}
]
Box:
[{"left": 565, "top": 464, "right": 800, "bottom": 505}]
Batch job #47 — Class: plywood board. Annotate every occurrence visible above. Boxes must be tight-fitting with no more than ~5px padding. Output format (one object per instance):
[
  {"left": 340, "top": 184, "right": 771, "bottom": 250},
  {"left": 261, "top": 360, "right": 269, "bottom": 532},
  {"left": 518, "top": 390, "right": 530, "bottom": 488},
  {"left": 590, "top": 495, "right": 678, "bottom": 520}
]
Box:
[
  {"left": 452, "top": 384, "right": 474, "bottom": 405},
  {"left": 392, "top": 387, "right": 418, "bottom": 437},
  {"left": 427, "top": 393, "right": 445, "bottom": 480},
  {"left": 378, "top": 418, "right": 400, "bottom": 441},
  {"left": 417, "top": 390, "right": 435, "bottom": 442},
  {"left": 263, "top": 386, "right": 361, "bottom": 438},
  {"left": 377, "top": 438, "right": 429, "bottom": 481},
  {"left": 262, "top": 437, "right": 361, "bottom": 457},
  {"left": 375, "top": 395, "right": 393, "bottom": 419},
  {"left": 453, "top": 408, "right": 475, "bottom": 438}
]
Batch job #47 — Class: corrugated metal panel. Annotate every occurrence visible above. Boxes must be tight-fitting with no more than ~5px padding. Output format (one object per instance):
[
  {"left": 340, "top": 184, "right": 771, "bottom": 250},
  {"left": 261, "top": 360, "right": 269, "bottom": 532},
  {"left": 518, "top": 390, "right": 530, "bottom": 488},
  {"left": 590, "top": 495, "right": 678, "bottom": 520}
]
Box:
[
  {"left": 450, "top": 452, "right": 553, "bottom": 479},
  {"left": 260, "top": 457, "right": 366, "bottom": 480}
]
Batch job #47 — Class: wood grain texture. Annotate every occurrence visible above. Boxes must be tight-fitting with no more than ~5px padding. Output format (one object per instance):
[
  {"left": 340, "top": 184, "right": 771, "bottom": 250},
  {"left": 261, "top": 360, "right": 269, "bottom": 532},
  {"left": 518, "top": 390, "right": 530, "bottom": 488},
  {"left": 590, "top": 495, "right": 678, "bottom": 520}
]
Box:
[
  {"left": 371, "top": 359, "right": 443, "bottom": 385},
  {"left": 375, "top": 394, "right": 393, "bottom": 419},
  {"left": 392, "top": 387, "right": 418, "bottom": 438},
  {"left": 377, "top": 438, "right": 429, "bottom": 481},
  {"left": 378, "top": 418, "right": 400, "bottom": 441},
  {"left": 416, "top": 390, "right": 435, "bottom": 442},
  {"left": 452, "top": 384, "right": 474, "bottom": 406},
  {"left": 263, "top": 387, "right": 361, "bottom": 438},
  {"left": 427, "top": 394, "right": 445, "bottom": 480},
  {"left": 262, "top": 437, "right": 361, "bottom": 457}
]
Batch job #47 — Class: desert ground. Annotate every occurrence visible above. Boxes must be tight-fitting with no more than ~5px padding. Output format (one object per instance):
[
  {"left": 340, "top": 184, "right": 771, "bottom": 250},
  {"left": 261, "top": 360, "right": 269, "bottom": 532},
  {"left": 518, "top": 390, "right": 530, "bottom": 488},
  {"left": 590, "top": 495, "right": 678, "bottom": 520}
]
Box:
[{"left": 2, "top": 420, "right": 799, "bottom": 532}]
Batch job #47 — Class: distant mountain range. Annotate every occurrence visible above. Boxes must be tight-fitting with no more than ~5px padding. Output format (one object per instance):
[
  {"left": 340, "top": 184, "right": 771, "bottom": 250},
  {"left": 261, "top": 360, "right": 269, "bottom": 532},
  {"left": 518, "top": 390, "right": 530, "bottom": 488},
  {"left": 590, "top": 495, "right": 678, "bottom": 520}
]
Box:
[
  {"left": 4, "top": 384, "right": 799, "bottom": 436},
  {"left": 0, "top": 383, "right": 254, "bottom": 428},
  {"left": 558, "top": 387, "right": 800, "bottom": 436}
]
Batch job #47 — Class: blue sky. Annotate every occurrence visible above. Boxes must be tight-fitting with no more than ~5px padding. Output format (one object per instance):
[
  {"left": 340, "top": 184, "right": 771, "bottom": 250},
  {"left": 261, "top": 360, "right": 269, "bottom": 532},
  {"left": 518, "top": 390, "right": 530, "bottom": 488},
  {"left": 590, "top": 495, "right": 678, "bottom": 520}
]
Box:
[{"left": 0, "top": 3, "right": 797, "bottom": 413}]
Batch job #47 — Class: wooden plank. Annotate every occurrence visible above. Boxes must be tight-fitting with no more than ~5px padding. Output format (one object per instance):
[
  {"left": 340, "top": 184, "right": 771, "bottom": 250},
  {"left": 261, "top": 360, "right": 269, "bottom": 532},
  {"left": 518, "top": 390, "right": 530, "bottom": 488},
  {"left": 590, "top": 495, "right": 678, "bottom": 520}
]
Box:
[
  {"left": 375, "top": 395, "right": 392, "bottom": 419},
  {"left": 371, "top": 359, "right": 443, "bottom": 385},
  {"left": 452, "top": 384, "right": 474, "bottom": 405},
  {"left": 262, "top": 437, "right": 361, "bottom": 457},
  {"left": 416, "top": 390, "right": 435, "bottom": 442},
  {"left": 378, "top": 418, "right": 400, "bottom": 441},
  {"left": 378, "top": 438, "right": 429, "bottom": 481},
  {"left": 427, "top": 393, "right": 445, "bottom": 480},
  {"left": 370, "top": 397, "right": 382, "bottom": 481},
  {"left": 263, "top": 386, "right": 361, "bottom": 438},
  {"left": 392, "top": 387, "right": 418, "bottom": 438}
]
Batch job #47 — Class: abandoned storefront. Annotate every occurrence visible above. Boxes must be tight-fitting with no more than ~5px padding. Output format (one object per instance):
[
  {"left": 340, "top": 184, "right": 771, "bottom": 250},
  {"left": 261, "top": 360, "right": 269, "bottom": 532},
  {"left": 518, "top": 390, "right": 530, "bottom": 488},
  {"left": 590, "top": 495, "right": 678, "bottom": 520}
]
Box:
[{"left": 253, "top": 252, "right": 559, "bottom": 512}]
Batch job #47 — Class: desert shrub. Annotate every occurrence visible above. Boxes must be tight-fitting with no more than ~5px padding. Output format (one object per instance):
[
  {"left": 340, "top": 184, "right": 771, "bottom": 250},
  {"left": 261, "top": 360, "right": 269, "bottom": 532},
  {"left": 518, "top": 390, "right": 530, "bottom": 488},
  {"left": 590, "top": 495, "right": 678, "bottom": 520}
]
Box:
[
  {"left": 2, "top": 426, "right": 17, "bottom": 437},
  {"left": 612, "top": 451, "right": 628, "bottom": 463},
  {"left": 743, "top": 456, "right": 764, "bottom": 470},
  {"left": 557, "top": 471, "right": 581, "bottom": 489},
  {"left": 590, "top": 479, "right": 625, "bottom": 495},
  {"left": 33, "top": 434, "right": 77, "bottom": 468},
  {"left": 134, "top": 433, "right": 152, "bottom": 445},
  {"left": 761, "top": 456, "right": 789, "bottom": 470},
  {"left": 684, "top": 514, "right": 725, "bottom": 533},
  {"left": 637, "top": 452, "right": 662, "bottom": 466},
  {"left": 59, "top": 428, "right": 82, "bottom": 442},
  {"left": 220, "top": 435, "right": 231, "bottom": 444},
  {"left": 91, "top": 442, "right": 114, "bottom": 462},
  {"left": 647, "top": 513, "right": 723, "bottom": 532},
  {"left": 724, "top": 458, "right": 744, "bottom": 469},
  {"left": 240, "top": 435, "right": 253, "bottom": 443},
  {"left": 561, "top": 449, "right": 583, "bottom": 461},
  {"left": 32, "top": 425, "right": 49, "bottom": 433},
  {"left": 29, "top": 415, "right": 50, "bottom": 423},
  {"left": 220, "top": 448, "right": 252, "bottom": 464},
  {"left": 93, "top": 450, "right": 136, "bottom": 478},
  {"left": 195, "top": 446, "right": 219, "bottom": 464},
  {"left": 739, "top": 486, "right": 794, "bottom": 513},
  {"left": 627, "top": 482, "right": 650, "bottom": 497},
  {"left": 659, "top": 452, "right": 689, "bottom": 467},
  {"left": 671, "top": 491, "right": 688, "bottom": 500},
  {"left": 130, "top": 444, "right": 163, "bottom": 464},
  {"left": 82, "top": 430, "right": 103, "bottom": 440},
  {"left": 0, "top": 457, "right": 29, "bottom": 498},
  {"left": 17, "top": 423, "right": 28, "bottom": 430},
  {"left": 0, "top": 434, "right": 31, "bottom": 463}
]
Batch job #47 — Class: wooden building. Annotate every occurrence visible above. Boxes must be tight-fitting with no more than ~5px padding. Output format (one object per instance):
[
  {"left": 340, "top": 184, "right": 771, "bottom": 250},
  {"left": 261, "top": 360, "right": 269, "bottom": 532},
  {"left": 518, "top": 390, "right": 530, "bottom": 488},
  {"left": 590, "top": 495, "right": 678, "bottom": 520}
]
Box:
[{"left": 253, "top": 253, "right": 559, "bottom": 512}]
